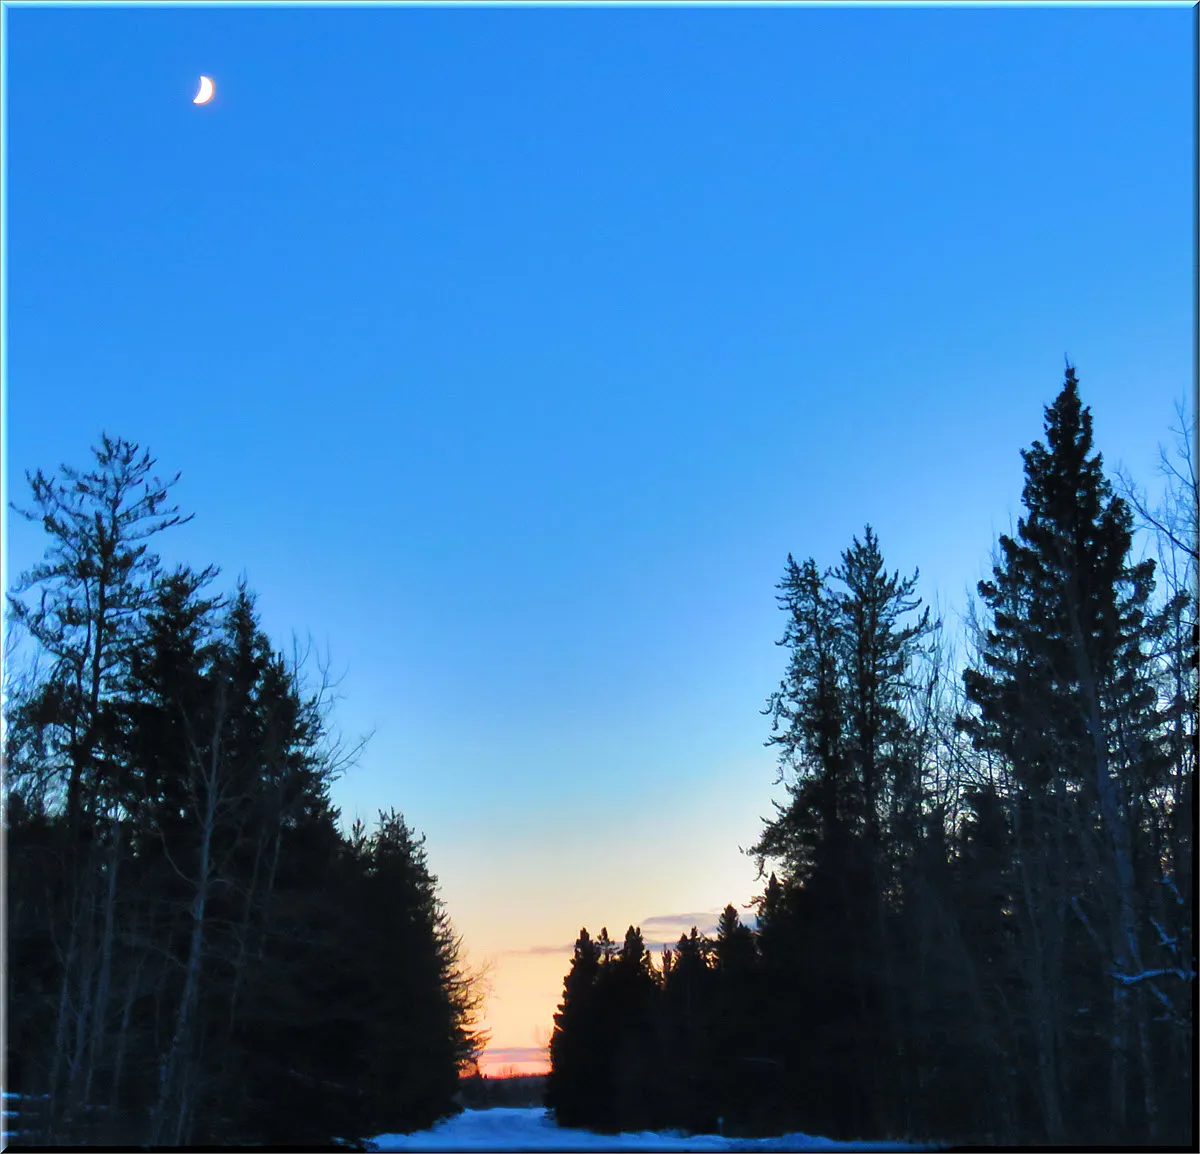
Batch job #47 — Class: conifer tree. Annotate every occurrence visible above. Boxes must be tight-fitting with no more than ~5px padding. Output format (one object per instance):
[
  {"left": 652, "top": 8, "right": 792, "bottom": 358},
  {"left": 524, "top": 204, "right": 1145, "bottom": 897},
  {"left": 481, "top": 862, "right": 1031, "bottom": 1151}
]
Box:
[
  {"left": 656, "top": 925, "right": 716, "bottom": 1134},
  {"left": 751, "top": 528, "right": 935, "bottom": 1139},
  {"left": 4, "top": 436, "right": 204, "bottom": 1139},
  {"left": 4, "top": 436, "right": 484, "bottom": 1147},
  {"left": 6, "top": 435, "right": 201, "bottom": 836},
  {"left": 546, "top": 929, "right": 603, "bottom": 1128},
  {"left": 711, "top": 906, "right": 760, "bottom": 1132},
  {"left": 962, "top": 364, "right": 1190, "bottom": 1143},
  {"left": 608, "top": 927, "right": 659, "bottom": 1130},
  {"left": 756, "top": 556, "right": 847, "bottom": 882}
]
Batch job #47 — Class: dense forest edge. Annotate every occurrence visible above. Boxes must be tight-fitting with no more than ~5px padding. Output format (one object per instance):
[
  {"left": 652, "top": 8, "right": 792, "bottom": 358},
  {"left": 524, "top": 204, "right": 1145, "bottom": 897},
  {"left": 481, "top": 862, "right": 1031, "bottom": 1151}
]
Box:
[
  {"left": 544, "top": 366, "right": 1195, "bottom": 1147},
  {"left": 2, "top": 364, "right": 1195, "bottom": 1147},
  {"left": 2, "top": 437, "right": 487, "bottom": 1147}
]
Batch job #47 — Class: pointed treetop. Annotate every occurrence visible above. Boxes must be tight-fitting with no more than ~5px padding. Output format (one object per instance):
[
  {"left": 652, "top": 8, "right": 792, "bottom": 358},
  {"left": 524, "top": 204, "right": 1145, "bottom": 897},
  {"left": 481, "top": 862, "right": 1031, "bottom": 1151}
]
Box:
[
  {"left": 570, "top": 928, "right": 600, "bottom": 969},
  {"left": 717, "top": 904, "right": 743, "bottom": 938},
  {"left": 596, "top": 926, "right": 617, "bottom": 963},
  {"left": 620, "top": 925, "right": 650, "bottom": 970}
]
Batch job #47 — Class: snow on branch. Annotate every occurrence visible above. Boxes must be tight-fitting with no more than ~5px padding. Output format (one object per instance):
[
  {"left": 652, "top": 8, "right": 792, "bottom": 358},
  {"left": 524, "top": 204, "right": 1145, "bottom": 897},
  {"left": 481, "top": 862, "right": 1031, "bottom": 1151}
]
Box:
[
  {"left": 1160, "top": 872, "right": 1187, "bottom": 907},
  {"left": 1112, "top": 966, "right": 1196, "bottom": 986},
  {"left": 1150, "top": 918, "right": 1179, "bottom": 952}
]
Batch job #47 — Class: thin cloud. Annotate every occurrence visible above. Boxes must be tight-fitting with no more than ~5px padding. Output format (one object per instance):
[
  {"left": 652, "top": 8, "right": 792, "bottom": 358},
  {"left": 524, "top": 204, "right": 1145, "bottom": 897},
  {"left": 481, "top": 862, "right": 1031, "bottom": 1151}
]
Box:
[
  {"left": 500, "top": 908, "right": 752, "bottom": 962},
  {"left": 638, "top": 909, "right": 724, "bottom": 937},
  {"left": 641, "top": 910, "right": 719, "bottom": 930},
  {"left": 500, "top": 942, "right": 576, "bottom": 958},
  {"left": 483, "top": 1045, "right": 549, "bottom": 1063}
]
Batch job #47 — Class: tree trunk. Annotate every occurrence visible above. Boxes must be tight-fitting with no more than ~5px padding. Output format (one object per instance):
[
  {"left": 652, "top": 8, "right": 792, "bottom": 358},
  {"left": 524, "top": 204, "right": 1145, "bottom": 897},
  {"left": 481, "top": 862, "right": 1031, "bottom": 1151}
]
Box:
[
  {"left": 83, "top": 816, "right": 122, "bottom": 1104},
  {"left": 1011, "top": 796, "right": 1065, "bottom": 1144},
  {"left": 108, "top": 940, "right": 146, "bottom": 1111},
  {"left": 1067, "top": 599, "right": 1146, "bottom": 1137},
  {"left": 151, "top": 691, "right": 224, "bottom": 1146}
]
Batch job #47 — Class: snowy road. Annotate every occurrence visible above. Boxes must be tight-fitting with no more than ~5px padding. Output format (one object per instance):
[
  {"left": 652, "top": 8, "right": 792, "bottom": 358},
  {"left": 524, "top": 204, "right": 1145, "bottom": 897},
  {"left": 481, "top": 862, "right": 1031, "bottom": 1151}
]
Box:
[{"left": 370, "top": 1107, "right": 926, "bottom": 1151}]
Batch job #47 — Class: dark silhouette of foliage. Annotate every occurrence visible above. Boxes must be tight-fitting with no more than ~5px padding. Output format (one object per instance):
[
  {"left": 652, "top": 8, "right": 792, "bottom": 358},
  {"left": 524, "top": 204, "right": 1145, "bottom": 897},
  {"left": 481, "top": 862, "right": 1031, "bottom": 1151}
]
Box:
[
  {"left": 548, "top": 366, "right": 1193, "bottom": 1146},
  {"left": 546, "top": 928, "right": 604, "bottom": 1128},
  {"left": 4, "top": 435, "right": 483, "bottom": 1146},
  {"left": 960, "top": 365, "right": 1193, "bottom": 1144}
]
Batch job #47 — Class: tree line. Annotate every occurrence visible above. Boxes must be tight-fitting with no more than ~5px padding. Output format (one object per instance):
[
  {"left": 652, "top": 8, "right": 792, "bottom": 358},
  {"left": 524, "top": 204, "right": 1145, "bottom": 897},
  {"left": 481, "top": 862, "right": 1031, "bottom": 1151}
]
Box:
[
  {"left": 546, "top": 366, "right": 1195, "bottom": 1146},
  {"left": 3, "top": 436, "right": 485, "bottom": 1147}
]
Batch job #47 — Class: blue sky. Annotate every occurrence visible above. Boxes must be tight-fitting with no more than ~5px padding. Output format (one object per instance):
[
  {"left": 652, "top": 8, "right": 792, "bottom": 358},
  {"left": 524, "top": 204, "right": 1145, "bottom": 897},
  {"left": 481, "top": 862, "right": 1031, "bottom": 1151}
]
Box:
[{"left": 3, "top": 2, "right": 1194, "bottom": 1071}]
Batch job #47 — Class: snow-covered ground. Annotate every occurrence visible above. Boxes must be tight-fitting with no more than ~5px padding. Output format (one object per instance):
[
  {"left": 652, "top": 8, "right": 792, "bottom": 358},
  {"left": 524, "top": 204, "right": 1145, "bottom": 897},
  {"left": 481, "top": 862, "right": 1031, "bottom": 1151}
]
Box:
[
  {"left": 4, "top": 1096, "right": 926, "bottom": 1150},
  {"left": 371, "top": 1107, "right": 928, "bottom": 1151}
]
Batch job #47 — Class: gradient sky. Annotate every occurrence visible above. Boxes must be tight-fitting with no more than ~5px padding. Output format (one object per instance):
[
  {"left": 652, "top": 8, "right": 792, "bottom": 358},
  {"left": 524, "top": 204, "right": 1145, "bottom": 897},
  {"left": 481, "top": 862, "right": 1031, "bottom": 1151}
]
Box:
[{"left": 3, "top": 2, "right": 1193, "bottom": 1074}]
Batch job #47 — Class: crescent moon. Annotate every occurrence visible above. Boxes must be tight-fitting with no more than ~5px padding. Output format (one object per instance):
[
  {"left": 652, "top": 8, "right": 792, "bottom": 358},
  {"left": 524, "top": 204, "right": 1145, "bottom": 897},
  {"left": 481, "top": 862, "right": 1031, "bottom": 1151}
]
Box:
[{"left": 193, "top": 76, "right": 215, "bottom": 105}]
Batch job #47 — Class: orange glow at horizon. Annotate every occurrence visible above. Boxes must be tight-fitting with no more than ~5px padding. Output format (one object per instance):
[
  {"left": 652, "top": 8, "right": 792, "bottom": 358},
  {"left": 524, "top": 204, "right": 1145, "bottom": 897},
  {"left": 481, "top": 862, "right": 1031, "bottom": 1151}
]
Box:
[
  {"left": 476, "top": 1054, "right": 551, "bottom": 1078},
  {"left": 470, "top": 948, "right": 564, "bottom": 1079}
]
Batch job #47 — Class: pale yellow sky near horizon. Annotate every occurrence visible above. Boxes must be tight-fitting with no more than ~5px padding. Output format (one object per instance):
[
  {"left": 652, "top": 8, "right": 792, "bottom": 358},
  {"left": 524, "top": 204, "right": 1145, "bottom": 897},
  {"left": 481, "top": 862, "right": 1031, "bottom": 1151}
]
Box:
[
  {"left": 472, "top": 908, "right": 747, "bottom": 1076},
  {"left": 429, "top": 752, "right": 776, "bottom": 1076}
]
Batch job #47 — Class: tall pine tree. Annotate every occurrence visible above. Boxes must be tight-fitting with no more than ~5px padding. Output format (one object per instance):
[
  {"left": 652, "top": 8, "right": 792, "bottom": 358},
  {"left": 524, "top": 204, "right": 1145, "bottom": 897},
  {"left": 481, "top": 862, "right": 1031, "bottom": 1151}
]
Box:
[
  {"left": 962, "top": 364, "right": 1190, "bottom": 1143},
  {"left": 546, "top": 928, "right": 604, "bottom": 1128}
]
